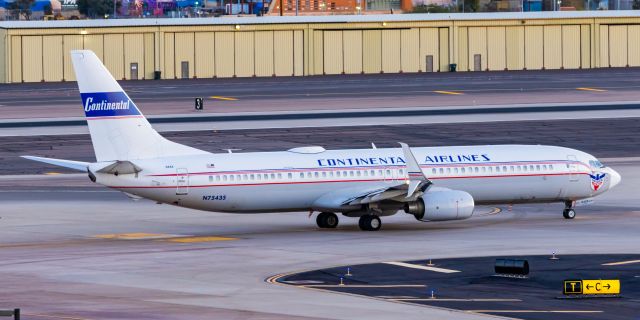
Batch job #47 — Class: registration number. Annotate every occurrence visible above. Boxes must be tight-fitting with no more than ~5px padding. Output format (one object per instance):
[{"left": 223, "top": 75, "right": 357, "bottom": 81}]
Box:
[{"left": 202, "top": 195, "right": 226, "bottom": 201}]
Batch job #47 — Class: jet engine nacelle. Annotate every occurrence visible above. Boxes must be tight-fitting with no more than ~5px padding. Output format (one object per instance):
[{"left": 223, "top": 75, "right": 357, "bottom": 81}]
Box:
[{"left": 404, "top": 190, "right": 475, "bottom": 221}]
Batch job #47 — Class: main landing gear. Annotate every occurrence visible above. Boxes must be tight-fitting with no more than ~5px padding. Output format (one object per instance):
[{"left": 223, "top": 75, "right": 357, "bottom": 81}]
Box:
[
  {"left": 359, "top": 215, "right": 382, "bottom": 231},
  {"left": 315, "top": 212, "right": 382, "bottom": 231},
  {"left": 563, "top": 201, "right": 576, "bottom": 219},
  {"left": 316, "top": 212, "right": 339, "bottom": 229}
]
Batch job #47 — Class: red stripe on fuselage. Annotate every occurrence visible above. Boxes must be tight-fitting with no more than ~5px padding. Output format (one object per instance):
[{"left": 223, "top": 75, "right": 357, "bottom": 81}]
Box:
[{"left": 111, "top": 172, "right": 588, "bottom": 189}]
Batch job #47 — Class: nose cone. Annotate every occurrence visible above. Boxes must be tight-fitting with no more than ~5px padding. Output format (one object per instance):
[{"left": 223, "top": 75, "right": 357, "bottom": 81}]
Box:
[{"left": 608, "top": 168, "right": 622, "bottom": 189}]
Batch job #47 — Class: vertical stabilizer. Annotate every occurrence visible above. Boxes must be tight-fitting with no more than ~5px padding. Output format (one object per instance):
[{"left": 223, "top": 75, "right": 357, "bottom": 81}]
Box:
[{"left": 71, "top": 50, "right": 207, "bottom": 161}]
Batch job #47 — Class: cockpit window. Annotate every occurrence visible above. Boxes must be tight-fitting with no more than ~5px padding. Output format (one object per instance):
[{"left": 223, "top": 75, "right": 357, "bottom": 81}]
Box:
[{"left": 589, "top": 160, "right": 605, "bottom": 168}]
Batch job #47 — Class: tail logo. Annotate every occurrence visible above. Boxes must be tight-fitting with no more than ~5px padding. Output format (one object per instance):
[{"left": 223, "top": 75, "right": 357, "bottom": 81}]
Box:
[
  {"left": 81, "top": 92, "right": 141, "bottom": 118},
  {"left": 589, "top": 173, "right": 606, "bottom": 191}
]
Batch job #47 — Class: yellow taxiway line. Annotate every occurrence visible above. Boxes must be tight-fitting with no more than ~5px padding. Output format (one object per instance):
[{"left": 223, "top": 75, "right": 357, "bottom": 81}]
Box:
[
  {"left": 210, "top": 96, "right": 238, "bottom": 101},
  {"left": 576, "top": 87, "right": 607, "bottom": 92},
  {"left": 93, "top": 233, "right": 176, "bottom": 240},
  {"left": 167, "top": 236, "right": 238, "bottom": 243},
  {"left": 433, "top": 90, "right": 464, "bottom": 95}
]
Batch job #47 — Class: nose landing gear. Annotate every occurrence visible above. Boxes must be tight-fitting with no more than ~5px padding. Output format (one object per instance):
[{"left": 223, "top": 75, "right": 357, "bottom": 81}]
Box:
[{"left": 563, "top": 201, "right": 576, "bottom": 219}]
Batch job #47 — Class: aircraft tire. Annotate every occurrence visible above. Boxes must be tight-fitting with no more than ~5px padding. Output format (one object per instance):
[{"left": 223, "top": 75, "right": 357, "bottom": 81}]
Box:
[
  {"left": 317, "top": 212, "right": 338, "bottom": 228},
  {"left": 563, "top": 209, "right": 576, "bottom": 219},
  {"left": 359, "top": 215, "right": 381, "bottom": 231}
]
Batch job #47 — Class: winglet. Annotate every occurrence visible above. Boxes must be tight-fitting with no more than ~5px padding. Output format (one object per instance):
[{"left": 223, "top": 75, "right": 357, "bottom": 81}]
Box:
[{"left": 399, "top": 142, "right": 432, "bottom": 198}]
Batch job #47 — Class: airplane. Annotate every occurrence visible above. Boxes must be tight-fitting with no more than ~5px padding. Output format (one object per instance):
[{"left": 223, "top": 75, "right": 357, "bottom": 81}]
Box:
[{"left": 22, "top": 50, "right": 622, "bottom": 231}]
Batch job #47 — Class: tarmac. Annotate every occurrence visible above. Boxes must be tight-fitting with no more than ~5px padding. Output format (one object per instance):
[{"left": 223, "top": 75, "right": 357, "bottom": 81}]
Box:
[
  {"left": 277, "top": 254, "right": 640, "bottom": 320},
  {"left": 0, "top": 70, "right": 639, "bottom": 319}
]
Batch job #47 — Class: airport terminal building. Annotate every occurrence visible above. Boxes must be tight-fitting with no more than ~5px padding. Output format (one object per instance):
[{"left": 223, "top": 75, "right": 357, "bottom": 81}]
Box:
[{"left": 1, "top": 11, "right": 640, "bottom": 83}]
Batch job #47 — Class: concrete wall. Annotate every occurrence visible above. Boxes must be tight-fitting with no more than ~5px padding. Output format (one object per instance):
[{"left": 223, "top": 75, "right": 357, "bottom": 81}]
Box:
[{"left": 2, "top": 13, "right": 640, "bottom": 83}]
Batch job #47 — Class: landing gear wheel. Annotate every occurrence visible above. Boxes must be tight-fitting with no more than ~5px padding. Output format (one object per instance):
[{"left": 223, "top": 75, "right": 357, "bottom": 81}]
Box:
[
  {"left": 563, "top": 209, "right": 576, "bottom": 219},
  {"left": 358, "top": 215, "right": 382, "bottom": 231},
  {"left": 316, "top": 212, "right": 339, "bottom": 229}
]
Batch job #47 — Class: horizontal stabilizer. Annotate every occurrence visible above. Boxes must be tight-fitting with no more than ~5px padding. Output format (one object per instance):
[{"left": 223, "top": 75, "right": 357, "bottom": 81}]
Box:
[{"left": 21, "top": 156, "right": 89, "bottom": 172}]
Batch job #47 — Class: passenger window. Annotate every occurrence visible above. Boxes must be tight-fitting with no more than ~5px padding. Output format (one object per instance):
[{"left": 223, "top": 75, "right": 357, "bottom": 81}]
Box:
[
  {"left": 496, "top": 167, "right": 500, "bottom": 173},
  {"left": 314, "top": 172, "right": 319, "bottom": 178},
  {"left": 264, "top": 174, "right": 269, "bottom": 179},
  {"left": 322, "top": 172, "right": 327, "bottom": 177},
  {"left": 370, "top": 170, "right": 375, "bottom": 176},
  {"left": 209, "top": 176, "right": 213, "bottom": 182},
  {"left": 350, "top": 171, "right": 355, "bottom": 177},
  {"left": 446, "top": 168, "right": 451, "bottom": 174},
  {"left": 523, "top": 166, "right": 527, "bottom": 172},
  {"left": 550, "top": 165, "right": 554, "bottom": 170},
  {"left": 250, "top": 174, "right": 255, "bottom": 180},
  {"left": 542, "top": 165, "right": 547, "bottom": 170},
  {"left": 461, "top": 167, "right": 465, "bottom": 173},
  {"left": 432, "top": 168, "right": 437, "bottom": 174},
  {"left": 378, "top": 170, "right": 383, "bottom": 176},
  {"left": 299, "top": 172, "right": 304, "bottom": 179},
  {"left": 502, "top": 166, "right": 507, "bottom": 172},
  {"left": 330, "top": 172, "right": 334, "bottom": 177},
  {"left": 364, "top": 171, "right": 368, "bottom": 177},
  {"left": 454, "top": 168, "right": 459, "bottom": 174},
  {"left": 439, "top": 168, "right": 444, "bottom": 174},
  {"left": 216, "top": 176, "right": 221, "bottom": 181},
  {"left": 357, "top": 171, "right": 361, "bottom": 177},
  {"left": 536, "top": 165, "right": 541, "bottom": 171},
  {"left": 510, "top": 166, "right": 514, "bottom": 172},
  {"left": 230, "top": 175, "right": 235, "bottom": 181},
  {"left": 243, "top": 174, "right": 248, "bottom": 180},
  {"left": 271, "top": 173, "right": 276, "bottom": 179},
  {"left": 336, "top": 171, "right": 341, "bottom": 177},
  {"left": 307, "top": 172, "right": 312, "bottom": 178},
  {"left": 475, "top": 167, "right": 479, "bottom": 173},
  {"left": 223, "top": 175, "right": 228, "bottom": 181},
  {"left": 529, "top": 165, "right": 534, "bottom": 171},
  {"left": 288, "top": 173, "right": 292, "bottom": 179},
  {"left": 386, "top": 170, "right": 391, "bottom": 176},
  {"left": 257, "top": 174, "right": 262, "bottom": 180}
]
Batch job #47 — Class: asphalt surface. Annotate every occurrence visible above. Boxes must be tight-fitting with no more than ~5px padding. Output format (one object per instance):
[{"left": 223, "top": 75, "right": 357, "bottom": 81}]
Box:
[
  {"left": 0, "top": 160, "right": 637, "bottom": 320},
  {"left": 276, "top": 254, "right": 640, "bottom": 320},
  {"left": 3, "top": 68, "right": 640, "bottom": 120},
  {"left": 5, "top": 117, "right": 640, "bottom": 175},
  {"left": 4, "top": 102, "right": 640, "bottom": 129}
]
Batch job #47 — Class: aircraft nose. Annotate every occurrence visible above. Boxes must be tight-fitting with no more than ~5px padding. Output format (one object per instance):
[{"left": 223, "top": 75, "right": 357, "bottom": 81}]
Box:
[{"left": 608, "top": 168, "right": 622, "bottom": 189}]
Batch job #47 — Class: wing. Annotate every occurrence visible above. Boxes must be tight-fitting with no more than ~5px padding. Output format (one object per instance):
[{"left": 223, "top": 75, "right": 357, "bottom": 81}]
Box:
[{"left": 312, "top": 143, "right": 433, "bottom": 211}]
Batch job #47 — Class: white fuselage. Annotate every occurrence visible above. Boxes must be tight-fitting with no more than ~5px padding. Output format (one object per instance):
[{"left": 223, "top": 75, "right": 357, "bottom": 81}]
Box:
[{"left": 90, "top": 145, "right": 619, "bottom": 214}]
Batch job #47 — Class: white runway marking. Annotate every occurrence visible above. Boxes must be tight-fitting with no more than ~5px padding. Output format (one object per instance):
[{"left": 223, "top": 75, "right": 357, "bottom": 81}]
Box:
[
  {"left": 602, "top": 259, "right": 640, "bottom": 266},
  {"left": 383, "top": 261, "right": 461, "bottom": 273}
]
